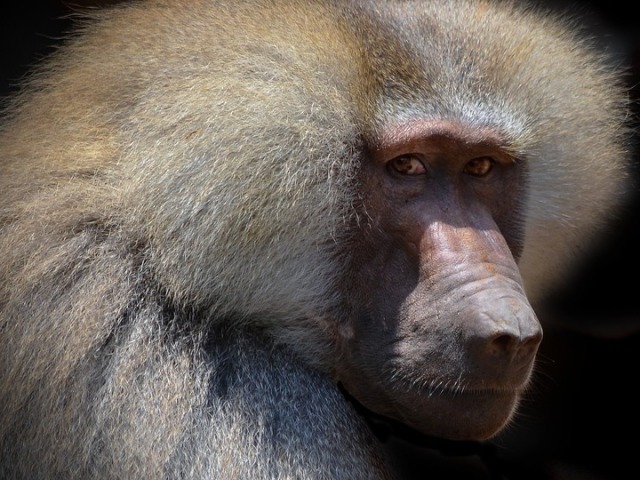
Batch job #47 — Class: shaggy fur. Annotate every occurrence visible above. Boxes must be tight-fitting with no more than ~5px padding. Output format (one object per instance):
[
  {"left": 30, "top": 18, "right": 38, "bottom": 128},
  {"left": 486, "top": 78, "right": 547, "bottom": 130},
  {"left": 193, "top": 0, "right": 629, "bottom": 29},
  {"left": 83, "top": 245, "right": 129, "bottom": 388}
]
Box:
[{"left": 0, "top": 1, "right": 631, "bottom": 478}]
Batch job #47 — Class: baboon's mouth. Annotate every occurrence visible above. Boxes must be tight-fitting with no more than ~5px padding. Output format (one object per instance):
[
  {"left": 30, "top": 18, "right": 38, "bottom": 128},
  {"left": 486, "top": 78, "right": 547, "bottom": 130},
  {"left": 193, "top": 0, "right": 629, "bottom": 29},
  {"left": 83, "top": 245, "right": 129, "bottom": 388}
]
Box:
[{"left": 415, "top": 384, "right": 521, "bottom": 398}]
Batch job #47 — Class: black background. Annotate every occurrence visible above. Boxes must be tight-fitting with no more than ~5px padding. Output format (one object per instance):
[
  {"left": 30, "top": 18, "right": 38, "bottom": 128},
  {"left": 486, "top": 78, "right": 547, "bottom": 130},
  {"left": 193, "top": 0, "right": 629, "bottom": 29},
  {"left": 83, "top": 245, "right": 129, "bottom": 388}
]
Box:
[{"left": 1, "top": 1, "right": 639, "bottom": 479}]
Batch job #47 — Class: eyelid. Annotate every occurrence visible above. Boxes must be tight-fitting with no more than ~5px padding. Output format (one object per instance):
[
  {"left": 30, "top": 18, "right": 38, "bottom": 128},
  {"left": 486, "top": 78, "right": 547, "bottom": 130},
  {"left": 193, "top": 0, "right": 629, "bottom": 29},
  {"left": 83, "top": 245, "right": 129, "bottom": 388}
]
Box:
[
  {"left": 463, "top": 156, "right": 494, "bottom": 177},
  {"left": 387, "top": 154, "right": 427, "bottom": 175}
]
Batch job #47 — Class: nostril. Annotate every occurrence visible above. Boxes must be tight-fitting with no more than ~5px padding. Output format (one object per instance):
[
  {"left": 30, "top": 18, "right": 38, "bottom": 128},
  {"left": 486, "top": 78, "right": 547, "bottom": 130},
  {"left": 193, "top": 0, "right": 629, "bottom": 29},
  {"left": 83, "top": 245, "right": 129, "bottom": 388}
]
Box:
[
  {"left": 526, "top": 330, "right": 543, "bottom": 346},
  {"left": 489, "top": 333, "right": 518, "bottom": 356},
  {"left": 485, "top": 327, "right": 542, "bottom": 361},
  {"left": 519, "top": 331, "right": 543, "bottom": 356}
]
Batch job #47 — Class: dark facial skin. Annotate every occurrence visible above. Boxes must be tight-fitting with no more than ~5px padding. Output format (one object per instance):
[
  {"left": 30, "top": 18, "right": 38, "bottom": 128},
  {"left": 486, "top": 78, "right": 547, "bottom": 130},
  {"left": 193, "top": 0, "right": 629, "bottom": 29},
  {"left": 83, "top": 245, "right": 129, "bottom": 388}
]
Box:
[{"left": 337, "top": 120, "right": 543, "bottom": 440}]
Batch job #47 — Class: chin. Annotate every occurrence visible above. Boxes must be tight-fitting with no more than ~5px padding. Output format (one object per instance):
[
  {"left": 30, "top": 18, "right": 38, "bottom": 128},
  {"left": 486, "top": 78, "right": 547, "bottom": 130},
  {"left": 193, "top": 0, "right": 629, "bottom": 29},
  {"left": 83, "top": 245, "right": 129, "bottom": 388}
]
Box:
[
  {"left": 344, "top": 383, "right": 522, "bottom": 441},
  {"left": 393, "top": 387, "right": 522, "bottom": 441}
]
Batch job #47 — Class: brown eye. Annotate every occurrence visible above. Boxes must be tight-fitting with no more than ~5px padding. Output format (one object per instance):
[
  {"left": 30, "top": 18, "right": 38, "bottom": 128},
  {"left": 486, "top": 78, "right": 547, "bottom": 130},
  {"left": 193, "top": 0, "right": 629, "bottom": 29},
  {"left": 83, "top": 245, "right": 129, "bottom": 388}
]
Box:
[
  {"left": 388, "top": 155, "right": 426, "bottom": 175},
  {"left": 464, "top": 157, "right": 493, "bottom": 177}
]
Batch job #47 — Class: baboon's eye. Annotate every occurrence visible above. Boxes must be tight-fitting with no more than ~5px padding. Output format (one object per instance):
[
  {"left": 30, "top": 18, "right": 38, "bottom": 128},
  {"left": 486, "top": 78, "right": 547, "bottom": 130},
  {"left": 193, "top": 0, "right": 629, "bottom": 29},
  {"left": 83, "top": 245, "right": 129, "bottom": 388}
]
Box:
[
  {"left": 388, "top": 155, "right": 426, "bottom": 175},
  {"left": 463, "top": 157, "right": 494, "bottom": 177}
]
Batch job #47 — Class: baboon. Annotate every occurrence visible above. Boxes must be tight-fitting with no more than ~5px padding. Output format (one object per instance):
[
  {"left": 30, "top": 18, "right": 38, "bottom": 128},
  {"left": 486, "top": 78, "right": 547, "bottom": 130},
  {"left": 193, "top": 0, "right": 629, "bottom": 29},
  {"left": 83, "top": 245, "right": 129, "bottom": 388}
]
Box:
[{"left": 0, "top": 0, "right": 632, "bottom": 478}]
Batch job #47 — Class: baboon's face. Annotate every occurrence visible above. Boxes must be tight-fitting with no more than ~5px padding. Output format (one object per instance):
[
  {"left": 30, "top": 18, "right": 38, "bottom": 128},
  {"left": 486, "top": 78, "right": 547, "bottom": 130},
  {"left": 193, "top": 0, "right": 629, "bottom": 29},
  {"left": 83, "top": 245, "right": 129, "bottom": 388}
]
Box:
[{"left": 336, "top": 121, "right": 541, "bottom": 440}]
